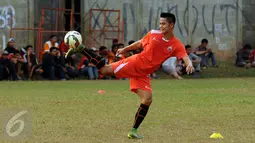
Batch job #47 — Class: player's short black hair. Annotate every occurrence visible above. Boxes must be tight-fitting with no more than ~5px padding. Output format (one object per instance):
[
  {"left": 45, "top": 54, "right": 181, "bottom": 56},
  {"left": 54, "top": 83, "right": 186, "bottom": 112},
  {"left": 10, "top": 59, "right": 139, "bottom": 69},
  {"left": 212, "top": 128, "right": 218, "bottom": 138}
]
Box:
[
  {"left": 201, "top": 39, "right": 208, "bottom": 44},
  {"left": 160, "top": 12, "right": 176, "bottom": 24},
  {"left": 185, "top": 45, "right": 191, "bottom": 49}
]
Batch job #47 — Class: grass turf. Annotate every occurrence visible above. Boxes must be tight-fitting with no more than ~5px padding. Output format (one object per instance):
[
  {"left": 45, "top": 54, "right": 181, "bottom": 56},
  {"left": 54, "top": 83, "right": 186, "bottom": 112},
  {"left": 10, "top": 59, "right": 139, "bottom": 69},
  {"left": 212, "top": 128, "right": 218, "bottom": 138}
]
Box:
[{"left": 0, "top": 79, "right": 255, "bottom": 143}]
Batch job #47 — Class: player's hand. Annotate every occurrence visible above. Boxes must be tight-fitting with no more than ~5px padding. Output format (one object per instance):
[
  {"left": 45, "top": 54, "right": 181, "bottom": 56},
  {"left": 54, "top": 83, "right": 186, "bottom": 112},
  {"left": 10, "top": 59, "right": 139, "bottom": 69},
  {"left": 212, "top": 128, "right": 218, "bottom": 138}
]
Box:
[
  {"left": 116, "top": 48, "right": 126, "bottom": 56},
  {"left": 186, "top": 65, "right": 194, "bottom": 75}
]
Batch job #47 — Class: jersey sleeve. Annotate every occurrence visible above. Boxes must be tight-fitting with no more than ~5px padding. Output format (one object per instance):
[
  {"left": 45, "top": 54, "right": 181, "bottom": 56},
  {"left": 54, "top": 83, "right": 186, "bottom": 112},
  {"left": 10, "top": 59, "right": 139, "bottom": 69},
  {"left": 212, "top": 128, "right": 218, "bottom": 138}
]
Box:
[
  {"left": 141, "top": 31, "right": 151, "bottom": 48},
  {"left": 173, "top": 44, "right": 187, "bottom": 60}
]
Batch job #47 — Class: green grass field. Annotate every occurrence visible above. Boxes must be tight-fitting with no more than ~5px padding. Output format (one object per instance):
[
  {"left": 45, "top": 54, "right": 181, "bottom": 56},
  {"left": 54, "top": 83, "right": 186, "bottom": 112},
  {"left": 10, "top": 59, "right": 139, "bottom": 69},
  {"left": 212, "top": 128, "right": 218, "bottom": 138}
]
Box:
[{"left": 0, "top": 79, "right": 255, "bottom": 143}]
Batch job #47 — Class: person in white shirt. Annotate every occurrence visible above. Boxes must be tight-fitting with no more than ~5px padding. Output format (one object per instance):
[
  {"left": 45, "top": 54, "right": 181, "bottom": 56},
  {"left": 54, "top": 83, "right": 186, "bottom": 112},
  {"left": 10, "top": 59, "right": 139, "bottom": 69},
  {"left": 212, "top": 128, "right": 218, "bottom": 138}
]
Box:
[{"left": 162, "top": 57, "right": 183, "bottom": 79}]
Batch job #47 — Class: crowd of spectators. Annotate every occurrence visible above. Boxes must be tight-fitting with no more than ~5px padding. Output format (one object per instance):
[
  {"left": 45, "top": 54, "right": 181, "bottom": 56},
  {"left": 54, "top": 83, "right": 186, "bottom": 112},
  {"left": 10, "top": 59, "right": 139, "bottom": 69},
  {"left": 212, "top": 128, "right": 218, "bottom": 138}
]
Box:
[
  {"left": 161, "top": 38, "right": 219, "bottom": 79},
  {"left": 0, "top": 35, "right": 153, "bottom": 81},
  {"left": 235, "top": 44, "right": 255, "bottom": 68},
  {"left": 2, "top": 35, "right": 254, "bottom": 81}
]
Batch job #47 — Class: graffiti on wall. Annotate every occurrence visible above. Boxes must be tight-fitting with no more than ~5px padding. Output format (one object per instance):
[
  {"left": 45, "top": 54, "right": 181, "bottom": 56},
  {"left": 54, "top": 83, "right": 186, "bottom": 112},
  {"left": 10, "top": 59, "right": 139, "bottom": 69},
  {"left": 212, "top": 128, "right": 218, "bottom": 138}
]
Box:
[
  {"left": 124, "top": 0, "right": 241, "bottom": 38},
  {"left": 0, "top": 5, "right": 16, "bottom": 29},
  {"left": 87, "top": 0, "right": 247, "bottom": 43},
  {"left": 0, "top": 5, "right": 16, "bottom": 50}
]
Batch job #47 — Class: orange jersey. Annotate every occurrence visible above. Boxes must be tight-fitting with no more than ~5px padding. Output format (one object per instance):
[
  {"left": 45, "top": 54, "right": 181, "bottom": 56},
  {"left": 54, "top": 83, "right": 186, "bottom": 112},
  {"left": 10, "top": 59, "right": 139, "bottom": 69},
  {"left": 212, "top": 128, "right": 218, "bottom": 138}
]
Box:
[
  {"left": 132, "top": 30, "right": 187, "bottom": 76},
  {"left": 111, "top": 30, "right": 187, "bottom": 93}
]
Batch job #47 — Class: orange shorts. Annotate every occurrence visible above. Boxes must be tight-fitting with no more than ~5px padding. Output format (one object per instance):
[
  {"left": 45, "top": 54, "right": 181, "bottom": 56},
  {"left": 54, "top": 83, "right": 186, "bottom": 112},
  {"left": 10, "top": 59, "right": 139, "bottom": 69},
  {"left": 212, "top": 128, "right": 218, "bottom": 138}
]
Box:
[{"left": 111, "top": 58, "right": 152, "bottom": 93}]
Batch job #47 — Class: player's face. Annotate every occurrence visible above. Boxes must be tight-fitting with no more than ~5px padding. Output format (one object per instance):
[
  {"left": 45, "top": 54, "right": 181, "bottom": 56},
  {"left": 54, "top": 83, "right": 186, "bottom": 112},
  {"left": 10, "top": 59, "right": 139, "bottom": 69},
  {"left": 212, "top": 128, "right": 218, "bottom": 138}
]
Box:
[{"left": 159, "top": 18, "right": 174, "bottom": 34}]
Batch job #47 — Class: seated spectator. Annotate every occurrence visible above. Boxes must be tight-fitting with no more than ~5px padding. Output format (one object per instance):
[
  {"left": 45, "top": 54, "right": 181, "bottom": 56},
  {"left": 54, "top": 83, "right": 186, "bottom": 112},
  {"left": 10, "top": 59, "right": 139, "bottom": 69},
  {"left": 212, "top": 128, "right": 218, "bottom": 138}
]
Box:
[
  {"left": 194, "top": 39, "right": 217, "bottom": 68},
  {"left": 86, "top": 62, "right": 99, "bottom": 80},
  {"left": 64, "top": 52, "right": 80, "bottom": 79},
  {"left": 236, "top": 44, "right": 252, "bottom": 68},
  {"left": 79, "top": 56, "right": 98, "bottom": 80},
  {"left": 19, "top": 46, "right": 27, "bottom": 58},
  {"left": 128, "top": 40, "right": 143, "bottom": 55},
  {"left": 91, "top": 47, "right": 99, "bottom": 55},
  {"left": 4, "top": 38, "right": 20, "bottom": 55},
  {"left": 29, "top": 64, "right": 44, "bottom": 80},
  {"left": 109, "top": 39, "right": 120, "bottom": 62},
  {"left": 99, "top": 46, "right": 108, "bottom": 57},
  {"left": 0, "top": 50, "right": 18, "bottom": 80},
  {"left": 22, "top": 46, "right": 43, "bottom": 80},
  {"left": 108, "top": 44, "right": 119, "bottom": 63},
  {"left": 41, "top": 35, "right": 59, "bottom": 60},
  {"left": 150, "top": 72, "right": 159, "bottom": 79},
  {"left": 22, "top": 45, "right": 38, "bottom": 79},
  {"left": 185, "top": 45, "right": 201, "bottom": 72},
  {"left": 0, "top": 49, "right": 3, "bottom": 80},
  {"left": 54, "top": 49, "right": 78, "bottom": 80},
  {"left": 59, "top": 37, "right": 69, "bottom": 55},
  {"left": 42, "top": 47, "right": 65, "bottom": 80},
  {"left": 162, "top": 57, "right": 183, "bottom": 80},
  {"left": 128, "top": 40, "right": 135, "bottom": 45},
  {"left": 118, "top": 43, "right": 130, "bottom": 59},
  {"left": 249, "top": 48, "right": 255, "bottom": 67},
  {"left": 4, "top": 38, "right": 24, "bottom": 79},
  {"left": 113, "top": 44, "right": 126, "bottom": 62},
  {"left": 98, "top": 46, "right": 110, "bottom": 67},
  {"left": 79, "top": 56, "right": 89, "bottom": 76},
  {"left": 118, "top": 43, "right": 124, "bottom": 49}
]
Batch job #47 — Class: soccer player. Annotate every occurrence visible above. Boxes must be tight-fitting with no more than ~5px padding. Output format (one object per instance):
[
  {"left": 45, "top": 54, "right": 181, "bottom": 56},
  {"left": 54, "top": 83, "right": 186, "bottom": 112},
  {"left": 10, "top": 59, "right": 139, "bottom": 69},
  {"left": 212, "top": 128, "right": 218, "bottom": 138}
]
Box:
[{"left": 66, "top": 12, "right": 194, "bottom": 139}]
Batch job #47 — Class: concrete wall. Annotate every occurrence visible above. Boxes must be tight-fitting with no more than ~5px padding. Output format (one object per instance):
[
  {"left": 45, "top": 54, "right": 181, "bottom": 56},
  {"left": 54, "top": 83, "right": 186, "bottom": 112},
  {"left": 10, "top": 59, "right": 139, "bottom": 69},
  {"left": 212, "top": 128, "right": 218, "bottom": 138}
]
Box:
[
  {"left": 242, "top": 0, "right": 255, "bottom": 47},
  {"left": 82, "top": 0, "right": 253, "bottom": 60},
  {"left": 1, "top": 0, "right": 254, "bottom": 61},
  {"left": 0, "top": 0, "right": 60, "bottom": 51}
]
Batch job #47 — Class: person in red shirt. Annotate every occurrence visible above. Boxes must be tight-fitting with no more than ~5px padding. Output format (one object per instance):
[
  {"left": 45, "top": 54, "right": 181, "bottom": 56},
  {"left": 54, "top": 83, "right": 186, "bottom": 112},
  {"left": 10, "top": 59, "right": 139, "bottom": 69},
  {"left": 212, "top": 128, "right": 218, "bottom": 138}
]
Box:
[
  {"left": 59, "top": 40, "right": 69, "bottom": 55},
  {"left": 249, "top": 49, "right": 255, "bottom": 67},
  {"left": 65, "top": 12, "right": 194, "bottom": 139}
]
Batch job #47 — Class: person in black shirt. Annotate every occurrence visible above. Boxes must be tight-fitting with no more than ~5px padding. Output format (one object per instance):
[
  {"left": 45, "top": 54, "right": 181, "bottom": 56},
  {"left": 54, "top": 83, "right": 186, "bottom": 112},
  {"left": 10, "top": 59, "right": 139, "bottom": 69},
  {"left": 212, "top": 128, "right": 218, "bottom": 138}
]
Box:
[
  {"left": 23, "top": 45, "right": 38, "bottom": 78},
  {"left": 42, "top": 47, "right": 65, "bottom": 80},
  {"left": 0, "top": 50, "right": 18, "bottom": 80},
  {"left": 235, "top": 44, "right": 252, "bottom": 67},
  {"left": 4, "top": 38, "right": 19, "bottom": 55}
]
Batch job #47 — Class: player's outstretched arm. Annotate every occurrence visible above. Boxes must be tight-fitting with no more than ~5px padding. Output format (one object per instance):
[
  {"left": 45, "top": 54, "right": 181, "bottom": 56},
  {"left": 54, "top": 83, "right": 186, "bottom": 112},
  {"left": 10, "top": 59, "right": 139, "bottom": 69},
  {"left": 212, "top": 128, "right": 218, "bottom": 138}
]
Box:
[
  {"left": 116, "top": 40, "right": 142, "bottom": 55},
  {"left": 182, "top": 56, "right": 195, "bottom": 74}
]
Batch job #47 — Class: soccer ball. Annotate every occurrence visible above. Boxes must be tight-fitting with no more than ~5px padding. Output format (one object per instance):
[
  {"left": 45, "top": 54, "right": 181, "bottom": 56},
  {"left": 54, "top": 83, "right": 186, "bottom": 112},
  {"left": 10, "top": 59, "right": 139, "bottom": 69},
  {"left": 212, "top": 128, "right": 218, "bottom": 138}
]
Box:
[{"left": 64, "top": 31, "right": 82, "bottom": 49}]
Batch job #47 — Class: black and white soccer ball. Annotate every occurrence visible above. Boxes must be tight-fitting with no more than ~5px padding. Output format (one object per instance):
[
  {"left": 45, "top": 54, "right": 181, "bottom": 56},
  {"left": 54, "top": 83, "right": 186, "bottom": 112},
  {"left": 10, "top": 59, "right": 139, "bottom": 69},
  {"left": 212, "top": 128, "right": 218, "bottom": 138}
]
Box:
[{"left": 64, "top": 31, "right": 82, "bottom": 49}]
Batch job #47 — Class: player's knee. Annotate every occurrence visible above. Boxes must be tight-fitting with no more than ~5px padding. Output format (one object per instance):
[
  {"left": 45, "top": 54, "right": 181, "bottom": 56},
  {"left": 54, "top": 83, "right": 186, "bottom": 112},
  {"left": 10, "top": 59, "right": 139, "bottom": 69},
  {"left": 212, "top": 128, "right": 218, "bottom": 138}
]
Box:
[
  {"left": 143, "top": 95, "right": 152, "bottom": 105},
  {"left": 101, "top": 65, "right": 114, "bottom": 76}
]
